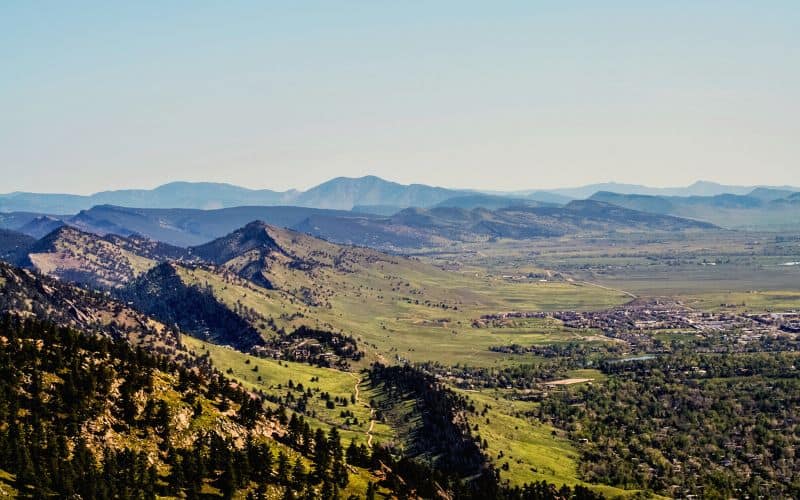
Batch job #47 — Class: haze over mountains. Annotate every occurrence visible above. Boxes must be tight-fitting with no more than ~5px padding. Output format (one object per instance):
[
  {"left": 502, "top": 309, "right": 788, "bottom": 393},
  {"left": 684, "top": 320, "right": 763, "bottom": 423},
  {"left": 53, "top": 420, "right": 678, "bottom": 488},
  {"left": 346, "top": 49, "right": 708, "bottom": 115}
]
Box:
[
  {"left": 0, "top": 201, "right": 713, "bottom": 251},
  {"left": 545, "top": 180, "right": 800, "bottom": 199},
  {"left": 591, "top": 190, "right": 800, "bottom": 231},
  {"left": 1, "top": 176, "right": 799, "bottom": 247},
  {"left": 3, "top": 175, "right": 797, "bottom": 213},
  {"left": 0, "top": 176, "right": 466, "bottom": 213}
]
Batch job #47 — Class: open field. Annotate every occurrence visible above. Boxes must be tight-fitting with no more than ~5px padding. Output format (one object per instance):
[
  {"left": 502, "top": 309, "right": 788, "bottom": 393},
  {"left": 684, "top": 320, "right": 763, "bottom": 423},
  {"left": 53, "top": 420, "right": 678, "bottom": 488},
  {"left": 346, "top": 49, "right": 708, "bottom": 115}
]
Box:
[
  {"left": 679, "top": 290, "right": 800, "bottom": 312},
  {"left": 414, "top": 231, "right": 800, "bottom": 304},
  {"left": 544, "top": 378, "right": 593, "bottom": 386},
  {"left": 181, "top": 337, "right": 393, "bottom": 498},
  {"left": 176, "top": 253, "right": 629, "bottom": 367}
]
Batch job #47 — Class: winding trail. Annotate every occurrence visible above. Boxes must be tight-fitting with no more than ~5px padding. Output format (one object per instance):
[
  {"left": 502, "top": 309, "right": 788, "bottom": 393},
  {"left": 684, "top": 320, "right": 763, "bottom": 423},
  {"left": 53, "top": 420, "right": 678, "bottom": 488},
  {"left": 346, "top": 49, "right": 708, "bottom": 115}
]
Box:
[
  {"left": 367, "top": 411, "right": 375, "bottom": 447},
  {"left": 349, "top": 372, "right": 376, "bottom": 447}
]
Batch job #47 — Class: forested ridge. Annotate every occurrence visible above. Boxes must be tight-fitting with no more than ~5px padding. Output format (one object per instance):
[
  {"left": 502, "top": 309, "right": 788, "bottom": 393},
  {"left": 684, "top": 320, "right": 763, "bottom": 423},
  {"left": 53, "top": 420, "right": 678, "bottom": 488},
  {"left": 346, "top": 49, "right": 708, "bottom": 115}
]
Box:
[
  {"left": 121, "top": 262, "right": 265, "bottom": 350},
  {"left": 365, "top": 364, "right": 604, "bottom": 500},
  {"left": 0, "top": 314, "right": 274, "bottom": 497}
]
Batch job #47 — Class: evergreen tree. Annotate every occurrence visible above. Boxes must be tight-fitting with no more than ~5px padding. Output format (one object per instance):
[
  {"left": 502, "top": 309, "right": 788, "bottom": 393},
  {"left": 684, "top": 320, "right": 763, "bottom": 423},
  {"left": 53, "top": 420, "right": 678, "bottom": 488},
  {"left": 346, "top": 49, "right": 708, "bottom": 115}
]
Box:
[
  {"left": 277, "top": 450, "right": 291, "bottom": 485},
  {"left": 313, "top": 428, "right": 330, "bottom": 480},
  {"left": 220, "top": 459, "right": 238, "bottom": 499},
  {"left": 292, "top": 456, "right": 307, "bottom": 490}
]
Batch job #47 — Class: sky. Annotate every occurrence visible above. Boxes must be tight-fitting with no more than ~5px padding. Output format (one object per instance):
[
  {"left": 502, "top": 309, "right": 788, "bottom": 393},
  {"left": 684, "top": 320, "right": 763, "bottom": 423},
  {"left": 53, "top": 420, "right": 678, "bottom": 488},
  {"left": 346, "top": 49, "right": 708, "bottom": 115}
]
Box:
[{"left": 1, "top": 1, "right": 798, "bottom": 194}]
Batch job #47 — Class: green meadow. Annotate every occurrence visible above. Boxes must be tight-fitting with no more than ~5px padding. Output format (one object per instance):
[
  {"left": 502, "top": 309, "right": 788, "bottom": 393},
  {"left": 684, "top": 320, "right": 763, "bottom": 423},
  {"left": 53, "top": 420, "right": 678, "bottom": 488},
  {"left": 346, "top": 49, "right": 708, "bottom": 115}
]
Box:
[{"left": 177, "top": 258, "right": 627, "bottom": 368}]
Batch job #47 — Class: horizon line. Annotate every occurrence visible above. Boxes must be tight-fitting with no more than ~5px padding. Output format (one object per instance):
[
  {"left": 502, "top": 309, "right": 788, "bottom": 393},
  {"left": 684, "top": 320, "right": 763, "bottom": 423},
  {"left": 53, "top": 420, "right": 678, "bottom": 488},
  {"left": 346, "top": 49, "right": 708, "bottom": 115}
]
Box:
[{"left": 2, "top": 175, "right": 797, "bottom": 198}]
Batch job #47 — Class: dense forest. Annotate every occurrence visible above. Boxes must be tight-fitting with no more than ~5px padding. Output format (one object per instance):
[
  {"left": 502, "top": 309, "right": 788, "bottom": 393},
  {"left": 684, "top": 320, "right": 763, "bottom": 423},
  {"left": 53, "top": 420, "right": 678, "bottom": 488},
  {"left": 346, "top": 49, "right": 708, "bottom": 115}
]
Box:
[
  {"left": 0, "top": 313, "right": 375, "bottom": 498},
  {"left": 538, "top": 351, "right": 800, "bottom": 498},
  {"left": 369, "top": 364, "right": 487, "bottom": 476},
  {"left": 0, "top": 314, "right": 273, "bottom": 497}
]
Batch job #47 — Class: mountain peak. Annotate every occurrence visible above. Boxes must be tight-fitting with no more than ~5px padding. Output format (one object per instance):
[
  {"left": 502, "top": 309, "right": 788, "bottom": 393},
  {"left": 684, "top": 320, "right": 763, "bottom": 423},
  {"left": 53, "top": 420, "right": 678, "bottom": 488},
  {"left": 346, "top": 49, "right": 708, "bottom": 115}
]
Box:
[
  {"left": 33, "top": 224, "right": 89, "bottom": 247},
  {"left": 190, "top": 220, "right": 284, "bottom": 265},
  {"left": 242, "top": 219, "right": 272, "bottom": 229},
  {"left": 688, "top": 180, "right": 723, "bottom": 188},
  {"left": 297, "top": 175, "right": 462, "bottom": 210}
]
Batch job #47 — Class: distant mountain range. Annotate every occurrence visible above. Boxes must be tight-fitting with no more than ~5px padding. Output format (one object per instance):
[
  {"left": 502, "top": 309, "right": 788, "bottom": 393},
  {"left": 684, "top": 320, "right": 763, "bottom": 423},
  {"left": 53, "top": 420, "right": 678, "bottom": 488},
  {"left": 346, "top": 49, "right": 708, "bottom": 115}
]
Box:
[
  {"left": 0, "top": 205, "right": 379, "bottom": 246},
  {"left": 590, "top": 189, "right": 800, "bottom": 231},
  {"left": 295, "top": 200, "right": 714, "bottom": 250},
  {"left": 67, "top": 204, "right": 369, "bottom": 246},
  {"left": 2, "top": 176, "right": 797, "bottom": 238},
  {"left": 0, "top": 182, "right": 291, "bottom": 213},
  {"left": 5, "top": 175, "right": 795, "bottom": 214},
  {"left": 0, "top": 176, "right": 467, "bottom": 213},
  {"left": 546, "top": 180, "right": 800, "bottom": 200},
  {"left": 0, "top": 199, "right": 715, "bottom": 257}
]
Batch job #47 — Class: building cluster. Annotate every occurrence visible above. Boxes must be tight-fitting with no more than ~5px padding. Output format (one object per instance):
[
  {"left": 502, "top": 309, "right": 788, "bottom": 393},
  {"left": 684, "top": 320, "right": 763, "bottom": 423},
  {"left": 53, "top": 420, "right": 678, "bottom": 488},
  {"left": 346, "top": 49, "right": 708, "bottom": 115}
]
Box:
[
  {"left": 252, "top": 339, "right": 338, "bottom": 362},
  {"left": 746, "top": 312, "right": 800, "bottom": 333},
  {"left": 478, "top": 299, "right": 800, "bottom": 339}
]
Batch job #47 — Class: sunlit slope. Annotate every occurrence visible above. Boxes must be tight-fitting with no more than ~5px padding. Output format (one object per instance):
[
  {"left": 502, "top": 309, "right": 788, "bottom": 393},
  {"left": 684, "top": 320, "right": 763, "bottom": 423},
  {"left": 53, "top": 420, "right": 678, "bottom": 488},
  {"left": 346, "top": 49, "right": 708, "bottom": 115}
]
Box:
[
  {"left": 187, "top": 336, "right": 640, "bottom": 497},
  {"left": 183, "top": 336, "right": 394, "bottom": 449},
  {"left": 19, "top": 226, "right": 189, "bottom": 289},
  {"left": 24, "top": 226, "right": 158, "bottom": 288},
  {"left": 460, "top": 389, "right": 643, "bottom": 497},
  {"left": 172, "top": 223, "right": 628, "bottom": 365}
]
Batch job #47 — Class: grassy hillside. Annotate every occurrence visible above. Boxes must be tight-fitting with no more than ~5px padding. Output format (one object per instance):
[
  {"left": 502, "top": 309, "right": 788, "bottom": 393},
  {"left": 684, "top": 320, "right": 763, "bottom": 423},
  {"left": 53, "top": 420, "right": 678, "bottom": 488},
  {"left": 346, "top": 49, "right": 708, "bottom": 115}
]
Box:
[
  {"left": 183, "top": 336, "right": 394, "bottom": 451},
  {"left": 186, "top": 336, "right": 636, "bottom": 496},
  {"left": 459, "top": 389, "right": 638, "bottom": 498},
  {"left": 23, "top": 226, "right": 160, "bottom": 288},
  {"left": 0, "top": 263, "right": 391, "bottom": 498},
  {"left": 170, "top": 235, "right": 627, "bottom": 366},
  {"left": 0, "top": 313, "right": 393, "bottom": 499}
]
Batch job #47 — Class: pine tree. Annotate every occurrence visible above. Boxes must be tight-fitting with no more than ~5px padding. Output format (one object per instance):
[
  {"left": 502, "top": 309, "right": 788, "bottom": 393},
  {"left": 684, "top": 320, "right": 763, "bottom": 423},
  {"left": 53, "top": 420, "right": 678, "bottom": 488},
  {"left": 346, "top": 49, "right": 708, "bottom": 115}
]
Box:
[
  {"left": 301, "top": 422, "right": 312, "bottom": 454},
  {"left": 292, "top": 457, "right": 306, "bottom": 490},
  {"left": 262, "top": 444, "right": 275, "bottom": 480},
  {"left": 313, "top": 428, "right": 330, "bottom": 480},
  {"left": 328, "top": 427, "right": 348, "bottom": 487},
  {"left": 277, "top": 450, "right": 291, "bottom": 485},
  {"left": 220, "top": 459, "right": 238, "bottom": 499},
  {"left": 288, "top": 413, "right": 301, "bottom": 446},
  {"left": 346, "top": 439, "right": 360, "bottom": 466},
  {"left": 321, "top": 479, "right": 335, "bottom": 500}
]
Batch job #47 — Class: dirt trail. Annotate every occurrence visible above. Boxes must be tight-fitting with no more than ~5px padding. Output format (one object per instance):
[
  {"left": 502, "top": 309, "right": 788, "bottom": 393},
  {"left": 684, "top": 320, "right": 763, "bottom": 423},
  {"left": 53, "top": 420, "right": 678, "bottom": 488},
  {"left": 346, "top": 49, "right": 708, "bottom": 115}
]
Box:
[
  {"left": 367, "top": 410, "right": 375, "bottom": 446},
  {"left": 349, "top": 372, "right": 376, "bottom": 447},
  {"left": 573, "top": 279, "right": 638, "bottom": 299}
]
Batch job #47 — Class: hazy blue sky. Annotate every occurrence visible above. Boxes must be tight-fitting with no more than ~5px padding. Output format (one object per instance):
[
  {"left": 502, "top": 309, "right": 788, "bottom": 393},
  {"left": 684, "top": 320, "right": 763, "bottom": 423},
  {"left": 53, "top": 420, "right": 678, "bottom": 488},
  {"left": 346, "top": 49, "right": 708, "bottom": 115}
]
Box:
[{"left": 2, "top": 1, "right": 798, "bottom": 194}]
